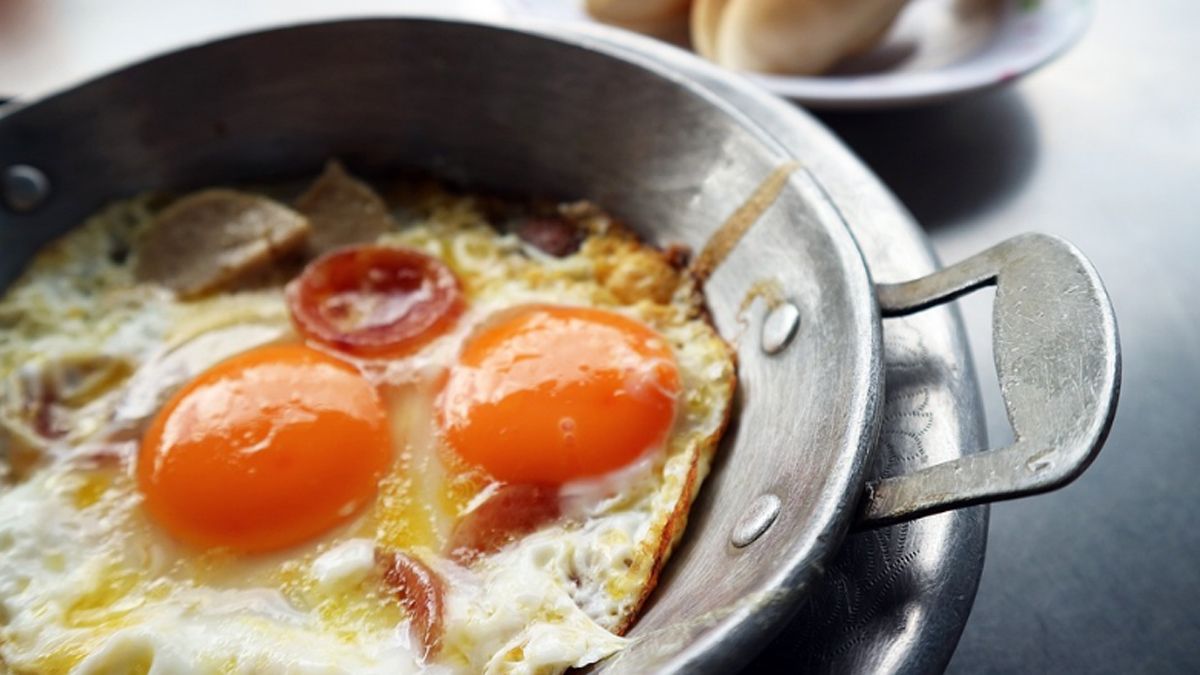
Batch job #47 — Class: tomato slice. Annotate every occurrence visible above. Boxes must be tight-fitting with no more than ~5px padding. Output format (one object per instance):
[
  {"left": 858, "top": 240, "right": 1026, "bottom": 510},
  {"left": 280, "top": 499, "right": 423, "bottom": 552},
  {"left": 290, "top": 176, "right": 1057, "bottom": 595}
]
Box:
[
  {"left": 286, "top": 245, "right": 463, "bottom": 357},
  {"left": 376, "top": 549, "right": 445, "bottom": 660}
]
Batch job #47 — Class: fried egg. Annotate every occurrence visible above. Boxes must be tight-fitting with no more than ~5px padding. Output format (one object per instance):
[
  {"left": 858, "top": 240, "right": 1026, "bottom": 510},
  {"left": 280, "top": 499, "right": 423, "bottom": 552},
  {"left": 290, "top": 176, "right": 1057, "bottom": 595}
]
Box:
[{"left": 0, "top": 164, "right": 735, "bottom": 674}]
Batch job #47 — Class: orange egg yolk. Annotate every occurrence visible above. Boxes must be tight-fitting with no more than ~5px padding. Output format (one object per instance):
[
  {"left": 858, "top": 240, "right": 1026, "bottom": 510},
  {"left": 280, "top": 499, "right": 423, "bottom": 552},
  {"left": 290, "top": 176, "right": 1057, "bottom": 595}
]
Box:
[
  {"left": 138, "top": 343, "right": 392, "bottom": 553},
  {"left": 438, "top": 305, "right": 680, "bottom": 484}
]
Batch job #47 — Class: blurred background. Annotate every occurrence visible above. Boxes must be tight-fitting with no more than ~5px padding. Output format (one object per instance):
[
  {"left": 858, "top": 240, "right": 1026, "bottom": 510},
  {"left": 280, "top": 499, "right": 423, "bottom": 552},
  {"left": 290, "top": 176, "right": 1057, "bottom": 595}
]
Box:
[{"left": 1, "top": 1, "right": 1196, "bottom": 672}]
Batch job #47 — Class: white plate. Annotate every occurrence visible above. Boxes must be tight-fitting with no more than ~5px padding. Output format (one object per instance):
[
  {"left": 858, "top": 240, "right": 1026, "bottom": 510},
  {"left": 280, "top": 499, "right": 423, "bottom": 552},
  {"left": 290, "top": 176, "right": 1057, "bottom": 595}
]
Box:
[{"left": 504, "top": 0, "right": 1094, "bottom": 109}]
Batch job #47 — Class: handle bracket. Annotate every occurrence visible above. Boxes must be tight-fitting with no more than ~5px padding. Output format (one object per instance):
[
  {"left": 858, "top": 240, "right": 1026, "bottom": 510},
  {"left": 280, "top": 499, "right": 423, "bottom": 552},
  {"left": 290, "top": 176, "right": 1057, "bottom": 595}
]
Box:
[{"left": 858, "top": 233, "right": 1121, "bottom": 528}]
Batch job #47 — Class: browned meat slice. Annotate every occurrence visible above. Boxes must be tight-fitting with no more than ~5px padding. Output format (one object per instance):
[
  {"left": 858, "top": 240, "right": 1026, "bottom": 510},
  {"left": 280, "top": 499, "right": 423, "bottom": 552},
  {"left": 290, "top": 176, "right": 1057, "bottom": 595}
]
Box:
[
  {"left": 134, "top": 189, "right": 310, "bottom": 298},
  {"left": 295, "top": 160, "right": 396, "bottom": 254}
]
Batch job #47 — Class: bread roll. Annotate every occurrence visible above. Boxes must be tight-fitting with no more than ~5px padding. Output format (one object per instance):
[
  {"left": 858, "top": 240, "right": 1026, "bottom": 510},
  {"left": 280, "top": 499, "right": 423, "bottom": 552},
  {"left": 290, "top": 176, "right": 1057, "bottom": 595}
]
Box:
[
  {"left": 690, "top": 0, "right": 730, "bottom": 60},
  {"left": 586, "top": 0, "right": 692, "bottom": 40},
  {"left": 703, "top": 0, "right": 909, "bottom": 75}
]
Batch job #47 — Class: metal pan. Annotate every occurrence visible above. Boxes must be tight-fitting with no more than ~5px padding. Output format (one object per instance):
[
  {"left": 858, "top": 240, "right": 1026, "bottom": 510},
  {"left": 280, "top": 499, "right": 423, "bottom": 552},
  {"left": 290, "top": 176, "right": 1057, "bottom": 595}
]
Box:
[{"left": 0, "top": 18, "right": 1120, "bottom": 674}]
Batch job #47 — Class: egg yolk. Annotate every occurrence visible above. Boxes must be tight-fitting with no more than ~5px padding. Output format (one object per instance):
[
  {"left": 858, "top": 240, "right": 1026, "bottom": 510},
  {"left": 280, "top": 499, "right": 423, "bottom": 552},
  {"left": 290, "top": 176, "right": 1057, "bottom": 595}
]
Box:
[
  {"left": 138, "top": 343, "right": 392, "bottom": 553},
  {"left": 438, "top": 305, "right": 680, "bottom": 484}
]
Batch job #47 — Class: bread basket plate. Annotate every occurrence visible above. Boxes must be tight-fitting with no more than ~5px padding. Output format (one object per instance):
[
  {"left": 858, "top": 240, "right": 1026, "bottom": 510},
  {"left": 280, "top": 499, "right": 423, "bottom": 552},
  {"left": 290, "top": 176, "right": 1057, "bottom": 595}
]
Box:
[{"left": 504, "top": 0, "right": 1093, "bottom": 110}]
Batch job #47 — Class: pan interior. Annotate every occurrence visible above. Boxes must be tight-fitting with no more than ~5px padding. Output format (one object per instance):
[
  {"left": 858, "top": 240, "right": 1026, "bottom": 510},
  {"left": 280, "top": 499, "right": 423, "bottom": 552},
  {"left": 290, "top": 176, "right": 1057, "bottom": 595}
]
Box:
[{"left": 0, "top": 18, "right": 880, "bottom": 673}]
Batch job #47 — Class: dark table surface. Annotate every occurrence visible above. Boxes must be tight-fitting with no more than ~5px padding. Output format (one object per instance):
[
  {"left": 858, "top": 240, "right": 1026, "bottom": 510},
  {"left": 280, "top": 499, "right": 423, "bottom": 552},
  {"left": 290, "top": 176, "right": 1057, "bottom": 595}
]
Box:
[
  {"left": 819, "top": 2, "right": 1200, "bottom": 672},
  {"left": 2, "top": 1, "right": 1197, "bottom": 672}
]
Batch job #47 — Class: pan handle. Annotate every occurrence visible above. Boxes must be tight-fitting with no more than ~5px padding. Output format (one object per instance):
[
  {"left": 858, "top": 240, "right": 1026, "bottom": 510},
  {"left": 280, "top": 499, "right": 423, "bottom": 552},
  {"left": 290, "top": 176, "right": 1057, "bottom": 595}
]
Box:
[{"left": 856, "top": 233, "right": 1121, "bottom": 528}]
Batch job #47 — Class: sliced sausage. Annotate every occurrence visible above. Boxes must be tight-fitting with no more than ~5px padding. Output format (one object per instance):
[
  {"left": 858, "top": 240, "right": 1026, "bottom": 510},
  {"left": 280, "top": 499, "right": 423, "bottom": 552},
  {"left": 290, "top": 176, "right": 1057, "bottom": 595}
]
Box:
[
  {"left": 512, "top": 216, "right": 583, "bottom": 257},
  {"left": 447, "top": 484, "right": 561, "bottom": 563},
  {"left": 376, "top": 549, "right": 445, "bottom": 660},
  {"left": 0, "top": 354, "right": 135, "bottom": 481}
]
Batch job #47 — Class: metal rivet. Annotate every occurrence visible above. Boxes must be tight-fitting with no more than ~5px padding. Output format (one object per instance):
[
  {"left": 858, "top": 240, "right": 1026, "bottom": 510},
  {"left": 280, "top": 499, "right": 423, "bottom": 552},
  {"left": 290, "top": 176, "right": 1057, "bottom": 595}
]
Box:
[
  {"left": 2, "top": 165, "right": 51, "bottom": 213},
  {"left": 731, "top": 494, "right": 781, "bottom": 548},
  {"left": 761, "top": 301, "right": 801, "bottom": 354}
]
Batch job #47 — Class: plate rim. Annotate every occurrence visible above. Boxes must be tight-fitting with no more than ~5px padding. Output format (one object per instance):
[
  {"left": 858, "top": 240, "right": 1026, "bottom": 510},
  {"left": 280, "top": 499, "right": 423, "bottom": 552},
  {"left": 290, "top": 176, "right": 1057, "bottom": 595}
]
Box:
[{"left": 506, "top": 0, "right": 1096, "bottom": 110}]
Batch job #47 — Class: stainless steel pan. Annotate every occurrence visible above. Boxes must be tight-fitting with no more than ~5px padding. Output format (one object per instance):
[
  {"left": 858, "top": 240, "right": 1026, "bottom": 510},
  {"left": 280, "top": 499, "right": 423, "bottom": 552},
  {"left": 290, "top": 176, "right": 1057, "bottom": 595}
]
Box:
[{"left": 0, "top": 18, "right": 1120, "bottom": 674}]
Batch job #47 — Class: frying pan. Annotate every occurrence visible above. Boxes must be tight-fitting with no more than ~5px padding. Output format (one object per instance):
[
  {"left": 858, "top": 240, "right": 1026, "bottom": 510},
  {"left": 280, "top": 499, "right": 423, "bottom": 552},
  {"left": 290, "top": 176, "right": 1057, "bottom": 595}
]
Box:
[{"left": 0, "top": 18, "right": 1120, "bottom": 674}]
